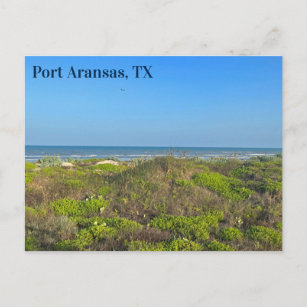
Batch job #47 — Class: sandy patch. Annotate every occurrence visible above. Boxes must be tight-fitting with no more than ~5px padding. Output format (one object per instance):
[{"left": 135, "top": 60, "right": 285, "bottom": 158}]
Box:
[
  {"left": 61, "top": 162, "right": 74, "bottom": 167},
  {"left": 96, "top": 160, "right": 119, "bottom": 166}
]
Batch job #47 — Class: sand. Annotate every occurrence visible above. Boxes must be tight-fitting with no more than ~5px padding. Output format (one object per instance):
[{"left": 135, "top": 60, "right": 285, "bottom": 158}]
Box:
[{"left": 96, "top": 160, "right": 119, "bottom": 166}]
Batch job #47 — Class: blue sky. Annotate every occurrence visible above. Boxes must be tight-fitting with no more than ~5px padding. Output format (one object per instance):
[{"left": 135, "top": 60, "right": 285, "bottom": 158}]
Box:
[{"left": 25, "top": 56, "right": 282, "bottom": 147}]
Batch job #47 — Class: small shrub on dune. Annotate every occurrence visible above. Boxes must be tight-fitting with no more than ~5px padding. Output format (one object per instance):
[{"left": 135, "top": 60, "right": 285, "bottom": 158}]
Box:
[
  {"left": 25, "top": 236, "right": 39, "bottom": 251},
  {"left": 73, "top": 216, "right": 142, "bottom": 233},
  {"left": 219, "top": 227, "right": 243, "bottom": 242},
  {"left": 64, "top": 179, "right": 84, "bottom": 189},
  {"left": 245, "top": 225, "right": 282, "bottom": 248},
  {"left": 55, "top": 218, "right": 143, "bottom": 251},
  {"left": 166, "top": 239, "right": 203, "bottom": 251},
  {"left": 25, "top": 206, "right": 47, "bottom": 219},
  {"left": 25, "top": 162, "right": 36, "bottom": 171},
  {"left": 127, "top": 239, "right": 203, "bottom": 251},
  {"left": 97, "top": 185, "right": 112, "bottom": 196},
  {"left": 261, "top": 178, "right": 282, "bottom": 193},
  {"left": 207, "top": 240, "right": 234, "bottom": 251},
  {"left": 25, "top": 173, "right": 35, "bottom": 184},
  {"left": 126, "top": 240, "right": 164, "bottom": 251},
  {"left": 26, "top": 215, "right": 78, "bottom": 250},
  {"left": 175, "top": 179, "right": 194, "bottom": 188},
  {"left": 39, "top": 156, "right": 62, "bottom": 168},
  {"left": 150, "top": 210, "right": 224, "bottom": 241},
  {"left": 192, "top": 171, "right": 253, "bottom": 201},
  {"left": 51, "top": 198, "right": 109, "bottom": 217},
  {"left": 275, "top": 222, "right": 282, "bottom": 231}
]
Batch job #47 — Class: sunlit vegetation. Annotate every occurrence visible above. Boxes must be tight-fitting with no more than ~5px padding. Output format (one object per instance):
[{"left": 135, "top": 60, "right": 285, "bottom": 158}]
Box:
[{"left": 25, "top": 154, "right": 282, "bottom": 251}]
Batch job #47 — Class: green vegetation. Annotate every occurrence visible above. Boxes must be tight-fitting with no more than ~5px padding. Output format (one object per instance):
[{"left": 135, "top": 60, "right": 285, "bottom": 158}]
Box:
[
  {"left": 150, "top": 211, "right": 224, "bottom": 241},
  {"left": 193, "top": 171, "right": 254, "bottom": 201},
  {"left": 51, "top": 198, "right": 109, "bottom": 217},
  {"left": 219, "top": 227, "right": 243, "bottom": 241},
  {"left": 90, "top": 164, "right": 125, "bottom": 172},
  {"left": 25, "top": 154, "right": 282, "bottom": 251},
  {"left": 127, "top": 239, "right": 203, "bottom": 251},
  {"left": 246, "top": 225, "right": 282, "bottom": 248},
  {"left": 25, "top": 162, "right": 36, "bottom": 171},
  {"left": 39, "top": 156, "right": 62, "bottom": 168},
  {"left": 207, "top": 240, "right": 234, "bottom": 251}
]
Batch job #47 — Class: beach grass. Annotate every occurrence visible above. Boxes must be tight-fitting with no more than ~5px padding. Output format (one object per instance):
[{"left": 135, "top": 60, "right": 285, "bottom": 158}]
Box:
[{"left": 25, "top": 154, "right": 282, "bottom": 251}]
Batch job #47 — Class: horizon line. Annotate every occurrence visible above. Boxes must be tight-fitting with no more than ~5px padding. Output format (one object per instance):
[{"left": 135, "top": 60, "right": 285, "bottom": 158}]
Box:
[{"left": 25, "top": 145, "right": 282, "bottom": 149}]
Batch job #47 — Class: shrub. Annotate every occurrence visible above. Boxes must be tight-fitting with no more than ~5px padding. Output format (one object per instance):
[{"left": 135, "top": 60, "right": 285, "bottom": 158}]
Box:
[
  {"left": 150, "top": 211, "right": 224, "bottom": 241},
  {"left": 90, "top": 164, "right": 124, "bottom": 172},
  {"left": 25, "top": 162, "right": 36, "bottom": 171},
  {"left": 39, "top": 156, "right": 62, "bottom": 168},
  {"left": 54, "top": 239, "right": 77, "bottom": 251},
  {"left": 25, "top": 206, "right": 46, "bottom": 218},
  {"left": 275, "top": 222, "right": 282, "bottom": 231},
  {"left": 245, "top": 226, "right": 282, "bottom": 248},
  {"left": 127, "top": 240, "right": 164, "bottom": 251},
  {"left": 231, "top": 166, "right": 249, "bottom": 178},
  {"left": 98, "top": 185, "right": 112, "bottom": 196},
  {"left": 166, "top": 239, "right": 203, "bottom": 251},
  {"left": 193, "top": 171, "right": 253, "bottom": 201},
  {"left": 64, "top": 179, "right": 84, "bottom": 189},
  {"left": 262, "top": 178, "right": 282, "bottom": 193},
  {"left": 175, "top": 179, "right": 194, "bottom": 188},
  {"left": 25, "top": 173, "right": 35, "bottom": 184},
  {"left": 51, "top": 198, "right": 109, "bottom": 216},
  {"left": 207, "top": 240, "right": 234, "bottom": 251},
  {"left": 127, "top": 239, "right": 203, "bottom": 251},
  {"left": 55, "top": 218, "right": 142, "bottom": 251},
  {"left": 25, "top": 236, "right": 38, "bottom": 251},
  {"left": 73, "top": 216, "right": 142, "bottom": 233},
  {"left": 219, "top": 227, "right": 243, "bottom": 241}
]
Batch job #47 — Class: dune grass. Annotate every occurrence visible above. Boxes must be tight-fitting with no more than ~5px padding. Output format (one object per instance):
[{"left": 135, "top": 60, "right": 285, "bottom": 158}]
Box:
[{"left": 25, "top": 155, "right": 282, "bottom": 251}]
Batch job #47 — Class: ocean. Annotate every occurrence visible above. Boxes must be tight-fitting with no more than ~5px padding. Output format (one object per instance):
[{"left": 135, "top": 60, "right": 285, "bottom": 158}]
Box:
[{"left": 25, "top": 146, "right": 282, "bottom": 162}]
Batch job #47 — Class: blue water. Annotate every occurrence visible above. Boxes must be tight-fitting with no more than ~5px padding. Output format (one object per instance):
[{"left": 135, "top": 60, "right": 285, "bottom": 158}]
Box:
[{"left": 25, "top": 146, "right": 282, "bottom": 162}]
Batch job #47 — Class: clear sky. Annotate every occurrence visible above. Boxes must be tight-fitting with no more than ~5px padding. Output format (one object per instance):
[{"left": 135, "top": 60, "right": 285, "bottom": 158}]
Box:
[{"left": 25, "top": 56, "right": 282, "bottom": 148}]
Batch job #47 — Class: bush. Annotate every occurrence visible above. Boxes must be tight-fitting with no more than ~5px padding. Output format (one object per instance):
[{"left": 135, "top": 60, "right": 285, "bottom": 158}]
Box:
[
  {"left": 175, "top": 179, "right": 194, "bottom": 188},
  {"left": 207, "top": 240, "right": 234, "bottom": 251},
  {"left": 25, "top": 236, "right": 39, "bottom": 251},
  {"left": 193, "top": 171, "right": 253, "bottom": 201},
  {"left": 73, "top": 216, "right": 142, "bottom": 233},
  {"left": 39, "top": 156, "right": 62, "bottom": 168},
  {"left": 262, "top": 178, "right": 282, "bottom": 193},
  {"left": 245, "top": 226, "right": 282, "bottom": 248},
  {"left": 219, "top": 227, "right": 243, "bottom": 241},
  {"left": 166, "top": 239, "right": 203, "bottom": 251},
  {"left": 275, "top": 222, "right": 282, "bottom": 231},
  {"left": 127, "top": 239, "right": 203, "bottom": 251},
  {"left": 98, "top": 185, "right": 112, "bottom": 196},
  {"left": 150, "top": 211, "right": 224, "bottom": 241},
  {"left": 90, "top": 164, "right": 124, "bottom": 172},
  {"left": 55, "top": 218, "right": 143, "bottom": 251},
  {"left": 64, "top": 179, "right": 84, "bottom": 189},
  {"left": 25, "top": 162, "right": 36, "bottom": 171},
  {"left": 25, "top": 173, "right": 35, "bottom": 184},
  {"left": 25, "top": 206, "right": 46, "bottom": 218},
  {"left": 51, "top": 198, "right": 109, "bottom": 216}
]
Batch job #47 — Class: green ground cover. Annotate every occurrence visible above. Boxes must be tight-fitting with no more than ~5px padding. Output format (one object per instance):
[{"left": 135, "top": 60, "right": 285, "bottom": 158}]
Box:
[{"left": 25, "top": 155, "right": 282, "bottom": 251}]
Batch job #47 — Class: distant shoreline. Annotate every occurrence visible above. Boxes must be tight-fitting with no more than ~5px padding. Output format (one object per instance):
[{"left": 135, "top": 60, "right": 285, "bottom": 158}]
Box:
[{"left": 25, "top": 145, "right": 281, "bottom": 163}]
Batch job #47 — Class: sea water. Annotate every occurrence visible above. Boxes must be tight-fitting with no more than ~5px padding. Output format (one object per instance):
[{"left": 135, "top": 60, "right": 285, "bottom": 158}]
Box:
[{"left": 25, "top": 146, "right": 281, "bottom": 162}]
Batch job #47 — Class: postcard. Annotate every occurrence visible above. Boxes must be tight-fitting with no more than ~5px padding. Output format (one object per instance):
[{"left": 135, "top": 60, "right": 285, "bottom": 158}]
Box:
[{"left": 25, "top": 56, "right": 282, "bottom": 251}]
